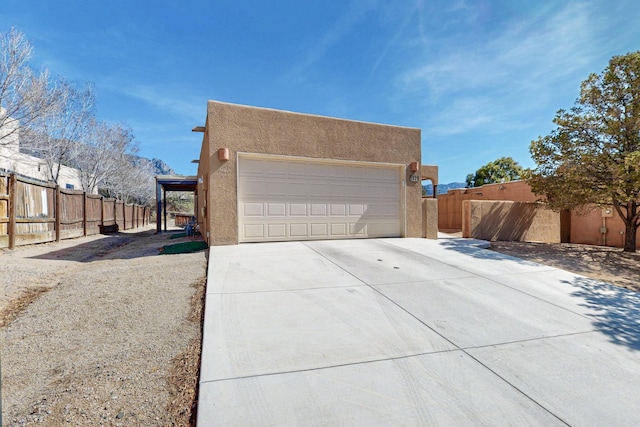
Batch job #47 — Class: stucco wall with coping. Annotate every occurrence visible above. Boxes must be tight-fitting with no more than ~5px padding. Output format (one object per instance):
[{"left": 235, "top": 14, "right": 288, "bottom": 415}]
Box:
[
  {"left": 200, "top": 100, "right": 423, "bottom": 245},
  {"left": 439, "top": 180, "right": 537, "bottom": 230},
  {"left": 444, "top": 179, "right": 638, "bottom": 249},
  {"left": 462, "top": 200, "right": 561, "bottom": 243}
]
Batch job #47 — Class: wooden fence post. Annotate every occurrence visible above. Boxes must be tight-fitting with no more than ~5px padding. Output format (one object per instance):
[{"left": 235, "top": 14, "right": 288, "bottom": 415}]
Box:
[
  {"left": 100, "top": 196, "right": 104, "bottom": 231},
  {"left": 83, "top": 192, "right": 87, "bottom": 236},
  {"left": 55, "top": 185, "right": 61, "bottom": 242},
  {"left": 8, "top": 174, "right": 17, "bottom": 249}
]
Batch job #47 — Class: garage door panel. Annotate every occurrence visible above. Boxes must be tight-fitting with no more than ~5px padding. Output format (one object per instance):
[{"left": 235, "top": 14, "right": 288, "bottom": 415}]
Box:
[
  {"left": 368, "top": 203, "right": 400, "bottom": 217},
  {"left": 267, "top": 224, "right": 287, "bottom": 238},
  {"left": 330, "top": 204, "right": 346, "bottom": 216},
  {"left": 244, "top": 224, "right": 265, "bottom": 239},
  {"left": 267, "top": 203, "right": 286, "bottom": 216},
  {"left": 290, "top": 223, "right": 308, "bottom": 237},
  {"left": 310, "top": 223, "right": 328, "bottom": 237},
  {"left": 367, "top": 222, "right": 399, "bottom": 237},
  {"left": 290, "top": 203, "right": 307, "bottom": 216},
  {"left": 238, "top": 157, "right": 401, "bottom": 242},
  {"left": 330, "top": 223, "right": 348, "bottom": 236},
  {"left": 242, "top": 179, "right": 266, "bottom": 196},
  {"left": 349, "top": 204, "right": 365, "bottom": 216},
  {"left": 310, "top": 204, "right": 327, "bottom": 216},
  {"left": 244, "top": 202, "right": 264, "bottom": 217},
  {"left": 350, "top": 223, "right": 367, "bottom": 236}
]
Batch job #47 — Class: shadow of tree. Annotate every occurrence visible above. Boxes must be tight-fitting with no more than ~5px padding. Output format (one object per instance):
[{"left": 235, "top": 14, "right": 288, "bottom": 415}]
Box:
[
  {"left": 566, "top": 276, "right": 640, "bottom": 352},
  {"left": 477, "top": 202, "right": 539, "bottom": 241},
  {"left": 437, "top": 239, "right": 640, "bottom": 352},
  {"left": 490, "top": 241, "right": 640, "bottom": 292},
  {"left": 26, "top": 229, "right": 190, "bottom": 262},
  {"left": 436, "top": 238, "right": 545, "bottom": 267}
]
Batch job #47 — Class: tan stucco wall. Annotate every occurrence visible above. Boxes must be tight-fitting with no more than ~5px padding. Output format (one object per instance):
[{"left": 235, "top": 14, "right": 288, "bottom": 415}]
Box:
[
  {"left": 441, "top": 179, "right": 639, "bottom": 249},
  {"left": 420, "top": 165, "right": 438, "bottom": 186},
  {"left": 462, "top": 200, "right": 561, "bottom": 243},
  {"left": 422, "top": 198, "right": 438, "bottom": 239},
  {"left": 201, "top": 100, "right": 422, "bottom": 245},
  {"left": 196, "top": 121, "right": 210, "bottom": 241},
  {"left": 570, "top": 207, "right": 639, "bottom": 249},
  {"left": 439, "top": 180, "right": 537, "bottom": 230}
]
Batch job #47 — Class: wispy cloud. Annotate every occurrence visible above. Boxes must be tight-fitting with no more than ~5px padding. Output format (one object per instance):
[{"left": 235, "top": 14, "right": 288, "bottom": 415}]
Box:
[
  {"left": 367, "top": 1, "right": 422, "bottom": 80},
  {"left": 398, "top": 1, "right": 600, "bottom": 136},
  {"left": 282, "top": 0, "right": 381, "bottom": 83},
  {"left": 106, "top": 82, "right": 204, "bottom": 122}
]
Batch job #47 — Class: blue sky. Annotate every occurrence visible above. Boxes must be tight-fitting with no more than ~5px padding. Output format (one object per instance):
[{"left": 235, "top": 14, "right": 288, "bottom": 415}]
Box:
[{"left": 2, "top": 0, "right": 639, "bottom": 183}]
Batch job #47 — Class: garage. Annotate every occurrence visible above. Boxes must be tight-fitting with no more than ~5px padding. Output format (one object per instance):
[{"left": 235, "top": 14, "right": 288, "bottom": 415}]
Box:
[
  {"left": 195, "top": 101, "right": 428, "bottom": 245},
  {"left": 238, "top": 155, "right": 403, "bottom": 242}
]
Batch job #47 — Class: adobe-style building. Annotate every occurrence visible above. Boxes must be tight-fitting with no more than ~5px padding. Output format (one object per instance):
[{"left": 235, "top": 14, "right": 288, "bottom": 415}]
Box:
[
  {"left": 0, "top": 107, "right": 86, "bottom": 190},
  {"left": 193, "top": 100, "right": 437, "bottom": 246}
]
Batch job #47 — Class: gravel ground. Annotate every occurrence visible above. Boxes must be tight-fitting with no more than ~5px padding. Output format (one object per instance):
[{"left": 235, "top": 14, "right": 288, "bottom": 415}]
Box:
[
  {"left": 1, "top": 225, "right": 207, "bottom": 426},
  {"left": 5, "top": 230, "right": 635, "bottom": 425},
  {"left": 490, "top": 241, "right": 640, "bottom": 292}
]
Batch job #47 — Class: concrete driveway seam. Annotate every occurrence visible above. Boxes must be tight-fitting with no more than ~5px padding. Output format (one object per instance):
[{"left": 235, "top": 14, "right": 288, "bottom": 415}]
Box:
[
  {"left": 300, "top": 240, "right": 576, "bottom": 425},
  {"left": 199, "top": 347, "right": 464, "bottom": 384},
  {"left": 199, "top": 238, "right": 640, "bottom": 426},
  {"left": 380, "top": 239, "right": 610, "bottom": 326}
]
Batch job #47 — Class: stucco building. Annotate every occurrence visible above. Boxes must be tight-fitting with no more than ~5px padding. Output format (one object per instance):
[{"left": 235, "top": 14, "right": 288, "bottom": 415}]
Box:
[
  {"left": 194, "top": 100, "right": 437, "bottom": 246},
  {"left": 0, "top": 108, "right": 85, "bottom": 190}
]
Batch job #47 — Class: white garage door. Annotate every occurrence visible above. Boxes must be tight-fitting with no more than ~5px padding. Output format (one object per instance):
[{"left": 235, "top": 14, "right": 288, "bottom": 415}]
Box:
[{"left": 238, "top": 156, "right": 403, "bottom": 243}]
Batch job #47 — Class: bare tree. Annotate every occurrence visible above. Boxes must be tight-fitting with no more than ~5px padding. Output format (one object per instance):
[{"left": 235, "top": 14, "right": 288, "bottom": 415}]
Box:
[
  {"left": 108, "top": 158, "right": 156, "bottom": 205},
  {"left": 0, "top": 28, "right": 55, "bottom": 146},
  {"left": 21, "top": 80, "right": 95, "bottom": 184},
  {"left": 73, "top": 120, "right": 138, "bottom": 194}
]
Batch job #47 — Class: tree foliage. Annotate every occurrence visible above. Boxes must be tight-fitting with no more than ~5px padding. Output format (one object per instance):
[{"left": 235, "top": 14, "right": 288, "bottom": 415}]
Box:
[
  {"left": 529, "top": 51, "right": 640, "bottom": 252},
  {"left": 22, "top": 80, "right": 95, "bottom": 184},
  {"left": 0, "top": 28, "right": 55, "bottom": 145},
  {"left": 0, "top": 28, "right": 156, "bottom": 206},
  {"left": 465, "top": 156, "right": 524, "bottom": 188}
]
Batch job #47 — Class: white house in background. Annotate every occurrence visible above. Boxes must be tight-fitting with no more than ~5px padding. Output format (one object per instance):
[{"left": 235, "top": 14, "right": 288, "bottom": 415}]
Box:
[{"left": 0, "top": 107, "right": 86, "bottom": 191}]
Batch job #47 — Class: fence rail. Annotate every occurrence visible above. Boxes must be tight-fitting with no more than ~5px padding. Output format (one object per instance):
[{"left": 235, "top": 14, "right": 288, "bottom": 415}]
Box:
[{"left": 0, "top": 173, "right": 150, "bottom": 249}]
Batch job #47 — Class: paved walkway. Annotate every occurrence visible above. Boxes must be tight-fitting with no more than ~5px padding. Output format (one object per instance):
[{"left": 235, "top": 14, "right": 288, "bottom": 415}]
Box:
[{"left": 197, "top": 237, "right": 640, "bottom": 426}]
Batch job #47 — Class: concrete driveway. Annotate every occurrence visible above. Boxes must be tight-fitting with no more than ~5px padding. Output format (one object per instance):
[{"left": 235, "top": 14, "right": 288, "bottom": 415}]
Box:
[{"left": 197, "top": 237, "right": 640, "bottom": 426}]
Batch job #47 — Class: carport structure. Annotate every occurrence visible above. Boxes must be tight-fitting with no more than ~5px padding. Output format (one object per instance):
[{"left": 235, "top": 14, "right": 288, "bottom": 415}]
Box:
[{"left": 155, "top": 175, "right": 198, "bottom": 233}]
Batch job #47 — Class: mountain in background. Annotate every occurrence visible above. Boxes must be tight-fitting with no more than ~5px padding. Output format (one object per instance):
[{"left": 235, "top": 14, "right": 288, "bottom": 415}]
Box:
[
  {"left": 131, "top": 156, "right": 176, "bottom": 176},
  {"left": 20, "top": 140, "right": 177, "bottom": 177},
  {"left": 423, "top": 182, "right": 466, "bottom": 196}
]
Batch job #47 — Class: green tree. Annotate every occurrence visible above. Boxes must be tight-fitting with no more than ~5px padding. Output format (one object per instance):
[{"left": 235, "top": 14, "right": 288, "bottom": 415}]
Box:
[
  {"left": 465, "top": 157, "right": 524, "bottom": 188},
  {"left": 529, "top": 51, "right": 640, "bottom": 252}
]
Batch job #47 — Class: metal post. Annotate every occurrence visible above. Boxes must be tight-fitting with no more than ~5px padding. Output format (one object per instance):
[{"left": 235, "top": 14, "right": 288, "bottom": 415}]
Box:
[
  {"left": 163, "top": 187, "right": 167, "bottom": 232},
  {"left": 156, "top": 179, "right": 162, "bottom": 233}
]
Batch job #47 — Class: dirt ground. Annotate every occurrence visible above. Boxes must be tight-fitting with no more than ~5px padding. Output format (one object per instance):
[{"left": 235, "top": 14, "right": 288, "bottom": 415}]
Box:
[
  {"left": 1, "top": 225, "right": 207, "bottom": 426},
  {"left": 490, "top": 241, "right": 640, "bottom": 293},
  {"left": 2, "top": 231, "right": 637, "bottom": 426}
]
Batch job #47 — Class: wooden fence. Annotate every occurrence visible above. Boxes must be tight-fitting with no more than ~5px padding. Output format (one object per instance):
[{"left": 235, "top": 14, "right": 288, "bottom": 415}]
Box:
[{"left": 0, "top": 173, "right": 150, "bottom": 249}]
